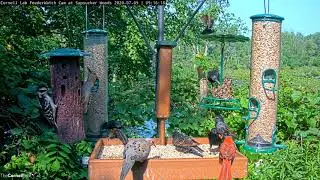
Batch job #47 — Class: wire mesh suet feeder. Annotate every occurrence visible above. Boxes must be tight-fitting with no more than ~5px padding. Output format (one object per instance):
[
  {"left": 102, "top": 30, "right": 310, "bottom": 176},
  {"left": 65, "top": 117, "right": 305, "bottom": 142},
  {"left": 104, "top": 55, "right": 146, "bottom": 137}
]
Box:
[
  {"left": 243, "top": 14, "right": 285, "bottom": 153},
  {"left": 83, "top": 29, "right": 108, "bottom": 139},
  {"left": 199, "top": 34, "right": 249, "bottom": 111},
  {"left": 42, "top": 48, "right": 88, "bottom": 143}
]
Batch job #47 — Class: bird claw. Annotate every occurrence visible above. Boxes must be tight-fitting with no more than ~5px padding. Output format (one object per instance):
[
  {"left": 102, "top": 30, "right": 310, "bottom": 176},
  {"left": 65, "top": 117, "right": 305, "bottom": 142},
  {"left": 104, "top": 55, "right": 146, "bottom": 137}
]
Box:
[{"left": 210, "top": 147, "right": 219, "bottom": 154}]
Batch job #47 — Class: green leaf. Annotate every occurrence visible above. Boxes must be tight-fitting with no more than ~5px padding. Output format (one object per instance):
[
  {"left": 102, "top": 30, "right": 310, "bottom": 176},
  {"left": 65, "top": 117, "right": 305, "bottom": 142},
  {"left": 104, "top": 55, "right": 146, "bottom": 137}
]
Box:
[
  {"left": 46, "top": 143, "right": 58, "bottom": 149},
  {"left": 60, "top": 144, "right": 72, "bottom": 154},
  {"left": 51, "top": 160, "right": 60, "bottom": 172},
  {"left": 58, "top": 151, "right": 70, "bottom": 160},
  {"left": 8, "top": 105, "right": 23, "bottom": 114},
  {"left": 291, "top": 91, "right": 302, "bottom": 102},
  {"left": 45, "top": 151, "right": 57, "bottom": 158}
]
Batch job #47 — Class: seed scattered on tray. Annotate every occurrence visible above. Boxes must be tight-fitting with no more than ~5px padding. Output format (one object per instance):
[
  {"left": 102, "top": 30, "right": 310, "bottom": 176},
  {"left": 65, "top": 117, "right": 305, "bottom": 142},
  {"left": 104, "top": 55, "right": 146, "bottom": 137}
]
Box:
[{"left": 98, "top": 144, "right": 219, "bottom": 159}]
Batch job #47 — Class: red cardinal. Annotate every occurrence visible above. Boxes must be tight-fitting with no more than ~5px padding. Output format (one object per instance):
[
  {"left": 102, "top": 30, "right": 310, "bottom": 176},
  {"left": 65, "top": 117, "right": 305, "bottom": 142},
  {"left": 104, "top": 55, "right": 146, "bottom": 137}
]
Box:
[{"left": 218, "top": 136, "right": 237, "bottom": 180}]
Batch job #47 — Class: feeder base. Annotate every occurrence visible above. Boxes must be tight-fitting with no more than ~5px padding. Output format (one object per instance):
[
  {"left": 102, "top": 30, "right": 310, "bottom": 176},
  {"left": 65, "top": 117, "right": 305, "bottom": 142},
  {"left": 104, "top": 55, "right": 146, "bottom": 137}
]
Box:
[
  {"left": 89, "top": 138, "right": 248, "bottom": 180},
  {"left": 243, "top": 143, "right": 286, "bottom": 153}
]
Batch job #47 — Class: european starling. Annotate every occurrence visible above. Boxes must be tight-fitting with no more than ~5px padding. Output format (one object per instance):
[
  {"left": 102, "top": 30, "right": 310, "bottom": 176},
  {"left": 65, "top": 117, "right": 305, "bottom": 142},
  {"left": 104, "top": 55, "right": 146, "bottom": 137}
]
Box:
[
  {"left": 100, "top": 120, "right": 128, "bottom": 145},
  {"left": 172, "top": 128, "right": 204, "bottom": 157},
  {"left": 208, "top": 114, "right": 232, "bottom": 152},
  {"left": 207, "top": 69, "right": 220, "bottom": 86}
]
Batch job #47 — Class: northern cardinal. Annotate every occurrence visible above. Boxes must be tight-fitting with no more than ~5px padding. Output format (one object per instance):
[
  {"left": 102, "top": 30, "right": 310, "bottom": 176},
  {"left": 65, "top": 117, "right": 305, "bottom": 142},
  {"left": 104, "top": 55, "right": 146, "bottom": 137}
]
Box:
[{"left": 218, "top": 136, "right": 237, "bottom": 180}]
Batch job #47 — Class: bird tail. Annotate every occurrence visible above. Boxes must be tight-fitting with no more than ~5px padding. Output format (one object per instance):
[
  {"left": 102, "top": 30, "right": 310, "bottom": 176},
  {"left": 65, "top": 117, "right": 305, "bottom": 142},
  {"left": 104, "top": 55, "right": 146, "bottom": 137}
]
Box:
[
  {"left": 189, "top": 147, "right": 203, "bottom": 157},
  {"left": 194, "top": 146, "right": 205, "bottom": 153},
  {"left": 218, "top": 159, "right": 232, "bottom": 180},
  {"left": 120, "top": 159, "right": 134, "bottom": 180},
  {"left": 116, "top": 129, "right": 129, "bottom": 145}
]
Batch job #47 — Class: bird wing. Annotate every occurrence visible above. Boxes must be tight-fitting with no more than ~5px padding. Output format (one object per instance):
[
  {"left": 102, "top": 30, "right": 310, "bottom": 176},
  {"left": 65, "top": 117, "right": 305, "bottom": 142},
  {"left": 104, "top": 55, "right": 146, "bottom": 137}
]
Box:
[
  {"left": 208, "top": 129, "right": 222, "bottom": 147},
  {"left": 175, "top": 146, "right": 203, "bottom": 157}
]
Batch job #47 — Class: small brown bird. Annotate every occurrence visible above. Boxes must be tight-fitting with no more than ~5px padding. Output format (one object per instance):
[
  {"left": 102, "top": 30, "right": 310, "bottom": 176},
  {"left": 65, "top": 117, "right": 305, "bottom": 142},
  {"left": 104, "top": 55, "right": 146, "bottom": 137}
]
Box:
[
  {"left": 120, "top": 139, "right": 156, "bottom": 180},
  {"left": 81, "top": 67, "right": 98, "bottom": 114},
  {"left": 201, "top": 15, "right": 214, "bottom": 34},
  {"left": 218, "top": 136, "right": 237, "bottom": 180},
  {"left": 172, "top": 128, "right": 204, "bottom": 157}
]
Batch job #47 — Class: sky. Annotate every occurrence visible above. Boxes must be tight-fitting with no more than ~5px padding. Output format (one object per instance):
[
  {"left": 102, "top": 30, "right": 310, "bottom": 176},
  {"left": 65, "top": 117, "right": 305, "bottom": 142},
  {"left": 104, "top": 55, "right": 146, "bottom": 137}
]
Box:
[{"left": 227, "top": 0, "right": 319, "bottom": 35}]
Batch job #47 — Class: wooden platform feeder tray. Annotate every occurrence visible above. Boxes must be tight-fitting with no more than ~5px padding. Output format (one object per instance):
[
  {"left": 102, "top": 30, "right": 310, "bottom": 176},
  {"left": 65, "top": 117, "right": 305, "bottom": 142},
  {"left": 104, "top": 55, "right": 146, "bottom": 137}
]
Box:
[{"left": 89, "top": 138, "right": 248, "bottom": 180}]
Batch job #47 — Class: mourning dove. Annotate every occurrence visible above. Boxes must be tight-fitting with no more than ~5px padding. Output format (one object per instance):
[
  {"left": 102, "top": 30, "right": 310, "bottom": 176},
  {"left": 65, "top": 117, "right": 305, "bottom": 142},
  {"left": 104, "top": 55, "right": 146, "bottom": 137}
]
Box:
[{"left": 120, "top": 139, "right": 156, "bottom": 180}]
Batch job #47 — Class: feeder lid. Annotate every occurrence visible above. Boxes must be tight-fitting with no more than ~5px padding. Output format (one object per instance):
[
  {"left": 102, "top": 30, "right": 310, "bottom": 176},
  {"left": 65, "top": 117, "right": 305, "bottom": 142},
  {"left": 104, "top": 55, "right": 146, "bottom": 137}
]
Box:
[
  {"left": 41, "top": 48, "right": 90, "bottom": 58},
  {"left": 200, "top": 34, "right": 250, "bottom": 43},
  {"left": 250, "top": 14, "right": 284, "bottom": 22},
  {"left": 155, "top": 40, "right": 177, "bottom": 48},
  {"left": 83, "top": 29, "right": 107, "bottom": 35}
]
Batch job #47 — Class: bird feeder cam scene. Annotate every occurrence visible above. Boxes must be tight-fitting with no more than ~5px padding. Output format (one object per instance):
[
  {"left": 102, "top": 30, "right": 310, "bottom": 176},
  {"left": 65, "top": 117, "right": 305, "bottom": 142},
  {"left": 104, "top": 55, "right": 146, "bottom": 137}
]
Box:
[{"left": 1, "top": 0, "right": 320, "bottom": 179}]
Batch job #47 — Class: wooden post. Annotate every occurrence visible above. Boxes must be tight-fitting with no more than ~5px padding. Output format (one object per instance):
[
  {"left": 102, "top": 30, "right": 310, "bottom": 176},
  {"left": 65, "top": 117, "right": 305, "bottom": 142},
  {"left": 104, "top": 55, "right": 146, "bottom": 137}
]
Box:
[{"left": 155, "top": 41, "right": 176, "bottom": 145}]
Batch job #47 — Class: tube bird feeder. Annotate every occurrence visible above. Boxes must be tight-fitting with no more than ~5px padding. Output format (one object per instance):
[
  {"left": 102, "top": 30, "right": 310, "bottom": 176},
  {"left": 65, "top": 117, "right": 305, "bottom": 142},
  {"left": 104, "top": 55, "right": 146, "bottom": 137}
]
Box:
[
  {"left": 43, "top": 48, "right": 87, "bottom": 143},
  {"left": 83, "top": 29, "right": 108, "bottom": 140},
  {"left": 155, "top": 40, "right": 177, "bottom": 145},
  {"left": 244, "top": 14, "right": 285, "bottom": 153}
]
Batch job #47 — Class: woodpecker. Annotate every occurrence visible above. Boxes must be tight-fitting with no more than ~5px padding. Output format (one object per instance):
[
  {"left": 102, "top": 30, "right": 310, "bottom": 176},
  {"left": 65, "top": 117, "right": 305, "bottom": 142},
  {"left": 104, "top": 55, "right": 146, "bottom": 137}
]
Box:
[
  {"left": 37, "top": 86, "right": 58, "bottom": 130},
  {"left": 81, "top": 67, "right": 98, "bottom": 114}
]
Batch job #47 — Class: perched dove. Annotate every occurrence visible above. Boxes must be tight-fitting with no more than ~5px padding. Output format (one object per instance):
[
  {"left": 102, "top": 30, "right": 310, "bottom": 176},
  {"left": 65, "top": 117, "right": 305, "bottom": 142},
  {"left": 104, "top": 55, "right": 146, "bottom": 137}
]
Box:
[{"left": 120, "top": 139, "right": 156, "bottom": 180}]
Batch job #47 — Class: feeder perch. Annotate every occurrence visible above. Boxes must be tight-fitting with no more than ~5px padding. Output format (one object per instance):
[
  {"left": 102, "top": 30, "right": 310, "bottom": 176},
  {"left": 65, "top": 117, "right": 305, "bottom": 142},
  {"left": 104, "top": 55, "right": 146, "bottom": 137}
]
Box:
[
  {"left": 244, "top": 14, "right": 285, "bottom": 153},
  {"left": 41, "top": 48, "right": 88, "bottom": 143},
  {"left": 83, "top": 29, "right": 108, "bottom": 140},
  {"left": 88, "top": 138, "right": 248, "bottom": 180},
  {"left": 155, "top": 40, "right": 177, "bottom": 145},
  {"left": 243, "top": 97, "right": 261, "bottom": 120},
  {"left": 262, "top": 68, "right": 277, "bottom": 92}
]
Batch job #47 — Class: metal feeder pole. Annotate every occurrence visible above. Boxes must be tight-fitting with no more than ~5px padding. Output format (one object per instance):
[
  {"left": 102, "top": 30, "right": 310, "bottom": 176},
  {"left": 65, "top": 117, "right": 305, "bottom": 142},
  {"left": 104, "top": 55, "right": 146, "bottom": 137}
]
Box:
[{"left": 156, "top": 5, "right": 166, "bottom": 145}]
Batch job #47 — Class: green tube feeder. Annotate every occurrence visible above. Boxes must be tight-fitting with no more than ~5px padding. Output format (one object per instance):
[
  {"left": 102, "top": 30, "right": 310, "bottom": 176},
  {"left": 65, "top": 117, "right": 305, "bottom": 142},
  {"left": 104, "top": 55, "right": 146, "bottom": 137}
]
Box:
[{"left": 244, "top": 14, "right": 284, "bottom": 153}]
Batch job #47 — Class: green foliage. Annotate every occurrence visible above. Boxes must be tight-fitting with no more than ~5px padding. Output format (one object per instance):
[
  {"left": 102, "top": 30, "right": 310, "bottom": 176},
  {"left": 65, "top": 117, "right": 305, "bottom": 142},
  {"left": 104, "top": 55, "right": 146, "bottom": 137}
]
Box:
[
  {"left": 242, "top": 139, "right": 320, "bottom": 180},
  {"left": 0, "top": 2, "right": 319, "bottom": 180},
  {"left": 193, "top": 53, "right": 218, "bottom": 72},
  {"left": 108, "top": 74, "right": 155, "bottom": 128},
  {"left": 1, "top": 129, "right": 90, "bottom": 179}
]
